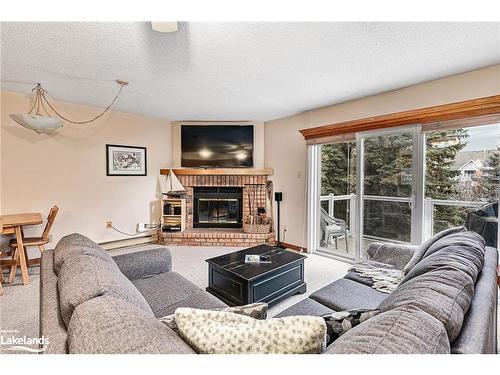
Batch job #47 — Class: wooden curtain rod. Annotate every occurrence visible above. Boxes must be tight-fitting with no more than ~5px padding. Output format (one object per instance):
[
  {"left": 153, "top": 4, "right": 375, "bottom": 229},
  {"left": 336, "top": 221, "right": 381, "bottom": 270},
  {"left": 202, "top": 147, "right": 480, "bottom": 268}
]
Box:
[{"left": 299, "top": 94, "right": 500, "bottom": 140}]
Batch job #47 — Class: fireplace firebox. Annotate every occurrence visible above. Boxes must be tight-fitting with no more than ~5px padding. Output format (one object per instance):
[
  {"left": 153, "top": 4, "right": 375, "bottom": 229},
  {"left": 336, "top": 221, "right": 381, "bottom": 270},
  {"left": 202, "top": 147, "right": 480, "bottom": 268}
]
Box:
[{"left": 193, "top": 187, "right": 243, "bottom": 228}]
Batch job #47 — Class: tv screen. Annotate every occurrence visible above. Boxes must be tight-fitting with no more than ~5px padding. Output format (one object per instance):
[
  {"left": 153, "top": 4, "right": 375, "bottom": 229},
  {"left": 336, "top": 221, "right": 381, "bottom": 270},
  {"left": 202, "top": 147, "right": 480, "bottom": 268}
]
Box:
[{"left": 181, "top": 125, "right": 254, "bottom": 168}]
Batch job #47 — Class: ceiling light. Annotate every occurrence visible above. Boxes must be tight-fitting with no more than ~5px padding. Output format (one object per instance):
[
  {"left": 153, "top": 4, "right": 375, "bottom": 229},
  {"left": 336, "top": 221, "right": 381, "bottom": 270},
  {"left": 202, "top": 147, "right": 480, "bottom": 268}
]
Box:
[
  {"left": 9, "top": 80, "right": 128, "bottom": 134},
  {"left": 151, "top": 22, "right": 178, "bottom": 33}
]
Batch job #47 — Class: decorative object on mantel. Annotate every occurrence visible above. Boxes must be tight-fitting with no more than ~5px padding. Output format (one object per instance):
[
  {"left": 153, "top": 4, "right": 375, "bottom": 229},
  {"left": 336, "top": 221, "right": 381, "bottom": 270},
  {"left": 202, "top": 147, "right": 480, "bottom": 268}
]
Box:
[
  {"left": 9, "top": 80, "right": 128, "bottom": 134},
  {"left": 106, "top": 144, "right": 147, "bottom": 176},
  {"left": 243, "top": 183, "right": 271, "bottom": 234},
  {"left": 160, "top": 169, "right": 187, "bottom": 197}
]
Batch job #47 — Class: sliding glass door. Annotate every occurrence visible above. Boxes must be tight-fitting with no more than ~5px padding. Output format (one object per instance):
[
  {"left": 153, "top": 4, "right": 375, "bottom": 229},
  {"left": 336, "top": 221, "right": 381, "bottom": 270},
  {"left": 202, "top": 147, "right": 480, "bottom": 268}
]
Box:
[
  {"left": 317, "top": 141, "right": 356, "bottom": 259},
  {"left": 355, "top": 126, "right": 424, "bottom": 259}
]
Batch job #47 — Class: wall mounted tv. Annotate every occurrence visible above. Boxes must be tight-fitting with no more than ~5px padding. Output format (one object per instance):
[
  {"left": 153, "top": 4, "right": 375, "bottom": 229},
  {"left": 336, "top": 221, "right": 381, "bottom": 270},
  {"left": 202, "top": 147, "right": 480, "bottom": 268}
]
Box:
[{"left": 181, "top": 125, "right": 254, "bottom": 168}]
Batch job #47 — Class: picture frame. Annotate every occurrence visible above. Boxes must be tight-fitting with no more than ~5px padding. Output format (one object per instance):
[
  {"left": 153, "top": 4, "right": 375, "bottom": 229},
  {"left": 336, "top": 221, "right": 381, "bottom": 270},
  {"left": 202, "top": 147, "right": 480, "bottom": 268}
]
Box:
[{"left": 106, "top": 144, "right": 147, "bottom": 176}]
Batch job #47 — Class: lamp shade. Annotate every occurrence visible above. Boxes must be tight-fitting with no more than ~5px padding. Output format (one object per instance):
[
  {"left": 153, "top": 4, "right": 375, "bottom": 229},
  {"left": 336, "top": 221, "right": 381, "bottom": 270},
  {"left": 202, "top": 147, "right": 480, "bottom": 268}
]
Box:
[{"left": 9, "top": 113, "right": 63, "bottom": 133}]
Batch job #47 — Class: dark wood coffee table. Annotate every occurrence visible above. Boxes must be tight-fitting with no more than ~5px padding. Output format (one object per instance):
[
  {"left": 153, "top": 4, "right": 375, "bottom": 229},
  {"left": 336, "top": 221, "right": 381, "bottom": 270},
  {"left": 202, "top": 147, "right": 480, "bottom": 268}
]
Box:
[{"left": 206, "top": 244, "right": 307, "bottom": 306}]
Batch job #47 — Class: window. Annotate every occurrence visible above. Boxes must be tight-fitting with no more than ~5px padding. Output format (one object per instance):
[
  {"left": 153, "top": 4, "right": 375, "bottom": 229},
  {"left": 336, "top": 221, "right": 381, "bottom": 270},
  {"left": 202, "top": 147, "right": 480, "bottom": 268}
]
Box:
[
  {"left": 309, "top": 122, "right": 499, "bottom": 261},
  {"left": 424, "top": 123, "right": 500, "bottom": 237}
]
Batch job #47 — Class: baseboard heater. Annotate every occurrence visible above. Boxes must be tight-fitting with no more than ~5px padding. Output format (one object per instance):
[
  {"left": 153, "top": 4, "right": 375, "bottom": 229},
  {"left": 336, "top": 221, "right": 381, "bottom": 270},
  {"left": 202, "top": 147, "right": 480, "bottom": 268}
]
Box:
[{"left": 99, "top": 233, "right": 158, "bottom": 251}]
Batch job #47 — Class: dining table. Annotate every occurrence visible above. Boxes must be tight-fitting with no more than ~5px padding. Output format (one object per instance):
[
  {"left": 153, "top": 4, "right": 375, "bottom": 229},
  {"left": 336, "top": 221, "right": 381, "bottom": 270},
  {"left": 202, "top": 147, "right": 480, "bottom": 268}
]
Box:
[{"left": 0, "top": 212, "right": 43, "bottom": 285}]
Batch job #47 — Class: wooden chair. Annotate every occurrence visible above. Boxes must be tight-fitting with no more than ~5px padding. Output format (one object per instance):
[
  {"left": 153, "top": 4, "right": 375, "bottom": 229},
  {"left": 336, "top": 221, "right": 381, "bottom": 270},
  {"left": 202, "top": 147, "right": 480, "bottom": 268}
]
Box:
[
  {"left": 8, "top": 206, "right": 59, "bottom": 282},
  {"left": 9, "top": 206, "right": 58, "bottom": 253}
]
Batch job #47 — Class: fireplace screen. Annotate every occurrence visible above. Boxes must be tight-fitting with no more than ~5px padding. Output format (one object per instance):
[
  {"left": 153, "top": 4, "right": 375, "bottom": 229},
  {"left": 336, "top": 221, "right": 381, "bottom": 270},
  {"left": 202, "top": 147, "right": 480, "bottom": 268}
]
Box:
[
  {"left": 193, "top": 187, "right": 243, "bottom": 228},
  {"left": 197, "top": 199, "right": 239, "bottom": 224}
]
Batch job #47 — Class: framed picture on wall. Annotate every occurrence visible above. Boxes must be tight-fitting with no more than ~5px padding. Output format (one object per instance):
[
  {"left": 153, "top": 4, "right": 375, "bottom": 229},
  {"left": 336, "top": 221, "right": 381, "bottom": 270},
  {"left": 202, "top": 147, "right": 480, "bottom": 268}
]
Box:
[{"left": 106, "top": 144, "right": 147, "bottom": 176}]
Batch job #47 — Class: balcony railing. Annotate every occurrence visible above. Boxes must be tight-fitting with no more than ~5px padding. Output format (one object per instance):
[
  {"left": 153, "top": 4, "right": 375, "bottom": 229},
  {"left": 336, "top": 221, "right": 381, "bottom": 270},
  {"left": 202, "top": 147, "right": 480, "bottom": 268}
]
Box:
[{"left": 320, "top": 193, "right": 488, "bottom": 243}]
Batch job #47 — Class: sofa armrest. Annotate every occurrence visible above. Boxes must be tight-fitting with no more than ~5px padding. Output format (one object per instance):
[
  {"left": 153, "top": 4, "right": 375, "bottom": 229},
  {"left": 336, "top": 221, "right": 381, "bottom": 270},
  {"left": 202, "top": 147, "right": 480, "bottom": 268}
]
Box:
[
  {"left": 366, "top": 242, "right": 418, "bottom": 270},
  {"left": 112, "top": 247, "right": 172, "bottom": 281}
]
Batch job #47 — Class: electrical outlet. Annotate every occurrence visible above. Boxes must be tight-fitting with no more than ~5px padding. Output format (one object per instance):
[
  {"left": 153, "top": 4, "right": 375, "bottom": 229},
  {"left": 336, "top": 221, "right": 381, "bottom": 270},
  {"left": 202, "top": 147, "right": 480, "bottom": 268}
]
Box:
[{"left": 106, "top": 221, "right": 113, "bottom": 228}]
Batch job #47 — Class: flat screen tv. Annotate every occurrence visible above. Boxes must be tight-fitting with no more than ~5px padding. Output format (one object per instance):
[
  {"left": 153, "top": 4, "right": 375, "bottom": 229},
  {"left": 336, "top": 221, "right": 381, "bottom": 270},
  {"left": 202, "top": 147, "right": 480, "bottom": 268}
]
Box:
[{"left": 181, "top": 125, "right": 254, "bottom": 168}]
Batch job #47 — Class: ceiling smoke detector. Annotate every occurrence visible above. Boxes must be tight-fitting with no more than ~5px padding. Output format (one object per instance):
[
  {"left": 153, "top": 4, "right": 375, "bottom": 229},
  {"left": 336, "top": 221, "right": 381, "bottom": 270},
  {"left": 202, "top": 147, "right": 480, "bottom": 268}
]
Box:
[{"left": 151, "top": 22, "right": 178, "bottom": 33}]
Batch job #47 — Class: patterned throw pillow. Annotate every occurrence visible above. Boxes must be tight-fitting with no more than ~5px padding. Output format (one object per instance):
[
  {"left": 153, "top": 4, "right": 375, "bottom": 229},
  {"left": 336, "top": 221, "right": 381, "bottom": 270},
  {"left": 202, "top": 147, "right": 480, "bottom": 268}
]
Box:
[
  {"left": 158, "top": 302, "right": 268, "bottom": 333},
  {"left": 323, "top": 309, "right": 380, "bottom": 346},
  {"left": 174, "top": 307, "right": 326, "bottom": 354}
]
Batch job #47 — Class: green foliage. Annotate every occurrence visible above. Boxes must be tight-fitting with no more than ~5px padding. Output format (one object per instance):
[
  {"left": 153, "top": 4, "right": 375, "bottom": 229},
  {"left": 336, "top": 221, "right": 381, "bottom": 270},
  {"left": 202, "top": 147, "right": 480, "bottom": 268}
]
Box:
[
  {"left": 425, "top": 129, "right": 469, "bottom": 230},
  {"left": 478, "top": 147, "right": 500, "bottom": 200},
  {"left": 320, "top": 128, "right": 477, "bottom": 239},
  {"left": 425, "top": 129, "right": 468, "bottom": 199},
  {"left": 320, "top": 142, "right": 355, "bottom": 196}
]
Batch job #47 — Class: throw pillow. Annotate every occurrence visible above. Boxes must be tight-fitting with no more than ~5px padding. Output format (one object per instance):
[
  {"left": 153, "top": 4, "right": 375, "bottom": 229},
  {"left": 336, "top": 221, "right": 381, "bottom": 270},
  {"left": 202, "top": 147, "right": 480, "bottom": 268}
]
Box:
[
  {"left": 158, "top": 302, "right": 268, "bottom": 333},
  {"left": 174, "top": 307, "right": 326, "bottom": 354},
  {"left": 402, "top": 226, "right": 466, "bottom": 275},
  {"left": 323, "top": 309, "right": 380, "bottom": 346}
]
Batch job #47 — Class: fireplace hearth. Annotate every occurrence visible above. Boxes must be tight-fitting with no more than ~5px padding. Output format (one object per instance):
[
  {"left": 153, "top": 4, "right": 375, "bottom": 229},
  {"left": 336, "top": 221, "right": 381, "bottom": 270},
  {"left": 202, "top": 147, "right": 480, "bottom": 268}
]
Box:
[{"left": 193, "top": 187, "right": 243, "bottom": 228}]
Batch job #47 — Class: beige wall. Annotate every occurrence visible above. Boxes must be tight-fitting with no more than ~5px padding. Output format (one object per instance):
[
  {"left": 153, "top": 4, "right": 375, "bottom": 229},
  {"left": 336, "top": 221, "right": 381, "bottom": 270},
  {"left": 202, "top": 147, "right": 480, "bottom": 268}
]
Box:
[
  {"left": 264, "top": 64, "right": 500, "bottom": 249},
  {"left": 1, "top": 90, "right": 172, "bottom": 246},
  {"left": 171, "top": 121, "right": 265, "bottom": 168}
]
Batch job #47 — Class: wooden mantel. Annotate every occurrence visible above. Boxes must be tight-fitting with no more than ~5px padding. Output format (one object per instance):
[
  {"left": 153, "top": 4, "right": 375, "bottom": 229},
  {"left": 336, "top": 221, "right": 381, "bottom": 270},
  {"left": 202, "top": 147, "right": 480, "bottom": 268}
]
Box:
[{"left": 160, "top": 168, "right": 273, "bottom": 176}]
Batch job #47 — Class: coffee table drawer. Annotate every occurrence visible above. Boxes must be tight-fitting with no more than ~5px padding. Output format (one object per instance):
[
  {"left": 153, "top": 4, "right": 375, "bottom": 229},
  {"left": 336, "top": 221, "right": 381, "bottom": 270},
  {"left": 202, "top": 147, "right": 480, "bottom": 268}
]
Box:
[
  {"left": 210, "top": 267, "right": 246, "bottom": 304},
  {"left": 252, "top": 263, "right": 304, "bottom": 301}
]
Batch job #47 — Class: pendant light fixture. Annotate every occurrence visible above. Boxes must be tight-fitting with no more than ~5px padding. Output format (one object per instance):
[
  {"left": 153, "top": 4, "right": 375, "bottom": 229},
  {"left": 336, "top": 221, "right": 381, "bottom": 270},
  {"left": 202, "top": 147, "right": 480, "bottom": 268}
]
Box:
[{"left": 9, "top": 79, "right": 128, "bottom": 134}]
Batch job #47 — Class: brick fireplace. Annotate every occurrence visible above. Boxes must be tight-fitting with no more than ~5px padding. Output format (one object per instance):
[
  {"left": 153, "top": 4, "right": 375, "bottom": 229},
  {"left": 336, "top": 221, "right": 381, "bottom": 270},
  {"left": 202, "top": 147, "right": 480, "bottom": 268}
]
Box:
[{"left": 158, "top": 169, "right": 276, "bottom": 247}]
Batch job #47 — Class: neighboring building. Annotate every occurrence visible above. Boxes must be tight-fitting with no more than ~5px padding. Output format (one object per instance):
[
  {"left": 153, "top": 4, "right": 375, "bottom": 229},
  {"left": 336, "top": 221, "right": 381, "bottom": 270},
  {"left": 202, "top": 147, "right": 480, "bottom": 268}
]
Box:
[{"left": 452, "top": 150, "right": 496, "bottom": 182}]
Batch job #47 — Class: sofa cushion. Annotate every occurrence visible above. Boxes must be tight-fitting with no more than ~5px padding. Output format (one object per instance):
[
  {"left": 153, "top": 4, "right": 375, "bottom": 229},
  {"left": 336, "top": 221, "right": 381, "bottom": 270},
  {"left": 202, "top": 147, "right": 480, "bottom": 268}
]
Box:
[
  {"left": 40, "top": 249, "right": 68, "bottom": 354},
  {"left": 54, "top": 233, "right": 117, "bottom": 275},
  {"left": 325, "top": 305, "right": 450, "bottom": 354},
  {"left": 451, "top": 246, "right": 498, "bottom": 354},
  {"left": 111, "top": 247, "right": 172, "bottom": 280},
  {"left": 159, "top": 302, "right": 268, "bottom": 334},
  {"left": 58, "top": 255, "right": 153, "bottom": 327},
  {"left": 132, "top": 271, "right": 226, "bottom": 317},
  {"left": 366, "top": 242, "right": 418, "bottom": 270},
  {"left": 401, "top": 231, "right": 485, "bottom": 285},
  {"left": 274, "top": 298, "right": 336, "bottom": 318},
  {"left": 402, "top": 226, "right": 465, "bottom": 275},
  {"left": 324, "top": 309, "right": 381, "bottom": 346},
  {"left": 379, "top": 268, "right": 475, "bottom": 342},
  {"left": 310, "top": 278, "right": 387, "bottom": 311},
  {"left": 175, "top": 307, "right": 326, "bottom": 354},
  {"left": 68, "top": 296, "right": 194, "bottom": 354}
]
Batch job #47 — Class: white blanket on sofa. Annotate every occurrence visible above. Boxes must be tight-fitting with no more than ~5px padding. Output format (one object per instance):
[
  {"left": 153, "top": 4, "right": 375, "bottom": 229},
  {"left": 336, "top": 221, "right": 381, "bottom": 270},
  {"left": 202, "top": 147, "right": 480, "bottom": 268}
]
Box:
[{"left": 350, "top": 261, "right": 403, "bottom": 294}]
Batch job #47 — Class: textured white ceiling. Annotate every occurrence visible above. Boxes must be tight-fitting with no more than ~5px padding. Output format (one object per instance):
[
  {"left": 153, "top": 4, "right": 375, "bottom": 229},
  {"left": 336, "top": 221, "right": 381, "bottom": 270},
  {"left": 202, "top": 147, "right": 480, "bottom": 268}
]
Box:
[{"left": 1, "top": 22, "right": 499, "bottom": 121}]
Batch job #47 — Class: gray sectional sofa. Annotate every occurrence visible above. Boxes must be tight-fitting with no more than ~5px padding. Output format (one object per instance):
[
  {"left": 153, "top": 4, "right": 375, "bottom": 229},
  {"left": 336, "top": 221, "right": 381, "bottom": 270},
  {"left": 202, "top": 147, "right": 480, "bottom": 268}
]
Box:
[
  {"left": 40, "top": 231, "right": 498, "bottom": 354},
  {"left": 277, "top": 231, "right": 498, "bottom": 354}
]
